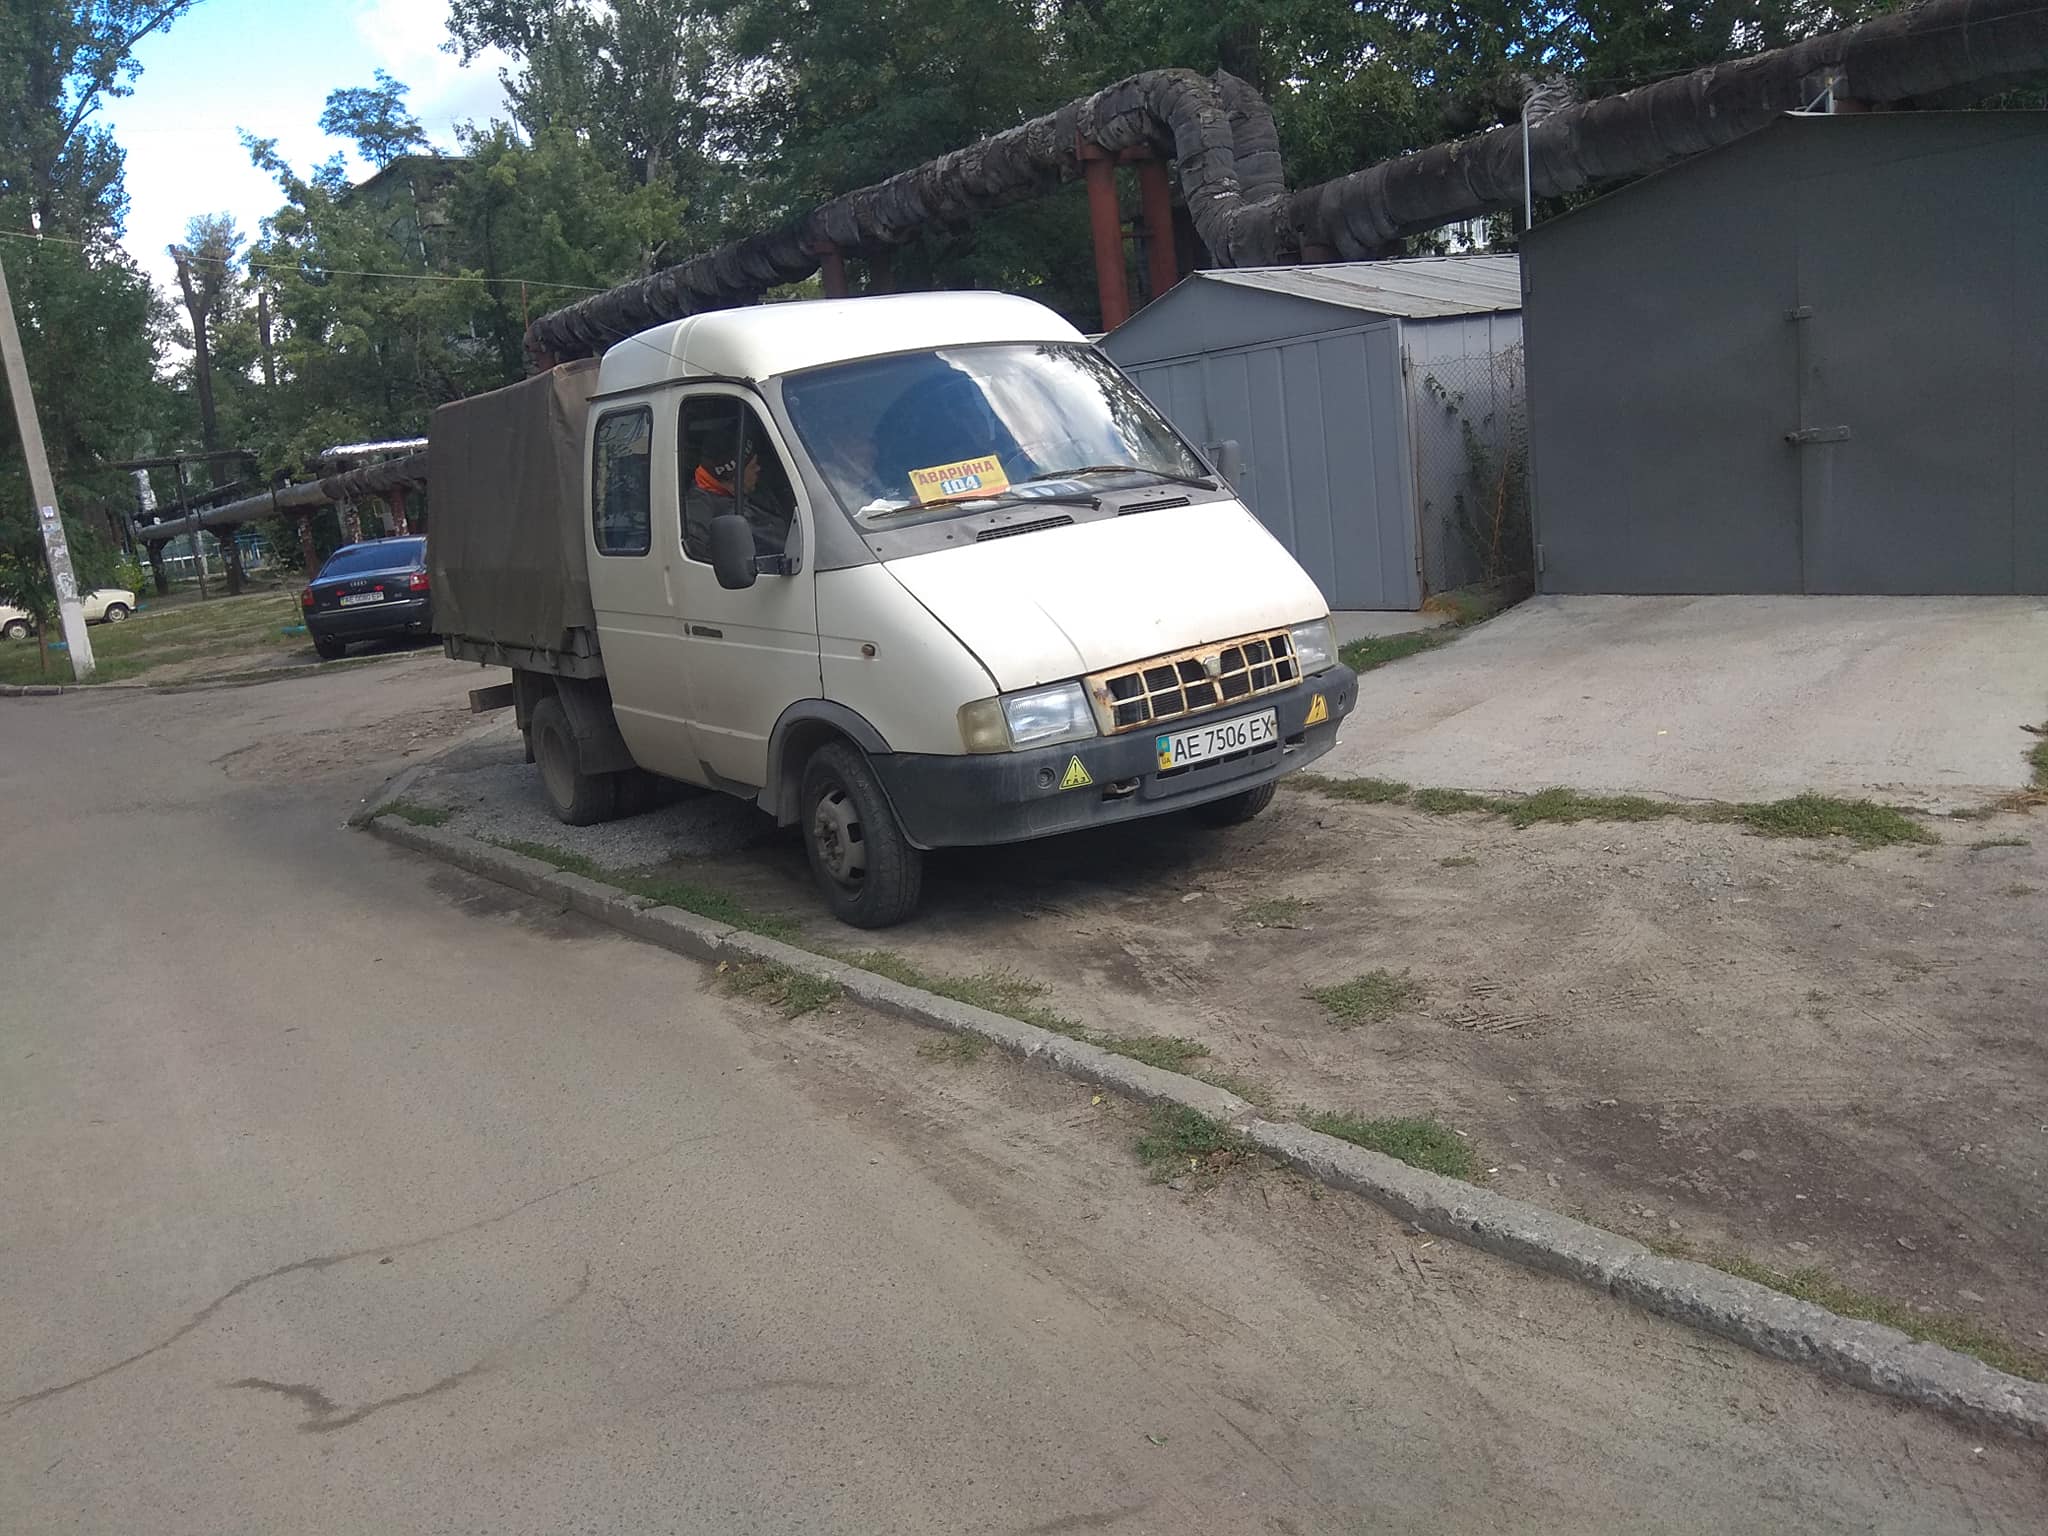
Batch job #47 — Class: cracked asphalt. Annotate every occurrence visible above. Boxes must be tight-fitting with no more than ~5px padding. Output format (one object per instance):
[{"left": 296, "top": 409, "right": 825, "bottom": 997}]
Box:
[{"left": 3, "top": 654, "right": 2043, "bottom": 1533}]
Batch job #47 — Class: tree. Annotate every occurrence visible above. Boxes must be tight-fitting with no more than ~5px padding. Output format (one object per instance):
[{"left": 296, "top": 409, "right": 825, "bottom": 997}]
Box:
[
  {"left": 168, "top": 213, "right": 242, "bottom": 473},
  {"left": 1, "top": 3, "right": 192, "bottom": 584},
  {"left": 318, "top": 69, "right": 432, "bottom": 169}
]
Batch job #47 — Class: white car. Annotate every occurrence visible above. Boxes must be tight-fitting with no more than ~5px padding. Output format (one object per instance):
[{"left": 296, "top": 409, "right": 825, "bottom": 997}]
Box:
[{"left": 0, "top": 587, "right": 136, "bottom": 640}]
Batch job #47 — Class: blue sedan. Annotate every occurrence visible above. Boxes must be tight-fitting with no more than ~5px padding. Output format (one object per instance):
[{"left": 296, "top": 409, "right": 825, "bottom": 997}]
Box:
[{"left": 301, "top": 537, "right": 433, "bottom": 660}]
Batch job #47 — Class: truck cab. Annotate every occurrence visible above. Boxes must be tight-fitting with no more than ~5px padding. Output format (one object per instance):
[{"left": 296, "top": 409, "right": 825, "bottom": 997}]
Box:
[{"left": 439, "top": 291, "right": 1356, "bottom": 927}]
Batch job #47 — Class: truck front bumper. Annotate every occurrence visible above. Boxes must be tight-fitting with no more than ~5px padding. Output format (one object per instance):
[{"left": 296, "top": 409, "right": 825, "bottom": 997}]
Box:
[{"left": 869, "top": 666, "right": 1357, "bottom": 849}]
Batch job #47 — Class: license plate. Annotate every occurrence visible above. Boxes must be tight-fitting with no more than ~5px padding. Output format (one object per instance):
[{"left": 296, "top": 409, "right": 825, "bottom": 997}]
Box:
[
  {"left": 339, "top": 591, "right": 383, "bottom": 606},
  {"left": 1157, "top": 709, "right": 1277, "bottom": 771}
]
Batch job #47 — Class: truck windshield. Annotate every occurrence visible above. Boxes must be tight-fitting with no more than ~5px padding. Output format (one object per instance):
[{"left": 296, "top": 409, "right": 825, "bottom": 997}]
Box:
[{"left": 781, "top": 342, "right": 1208, "bottom": 521}]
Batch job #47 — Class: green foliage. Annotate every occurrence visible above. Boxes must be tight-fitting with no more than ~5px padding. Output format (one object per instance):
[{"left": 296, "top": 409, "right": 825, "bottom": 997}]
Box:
[
  {"left": 1338, "top": 629, "right": 1454, "bottom": 673},
  {"left": 1732, "top": 794, "right": 1936, "bottom": 849},
  {"left": 319, "top": 71, "right": 432, "bottom": 168}
]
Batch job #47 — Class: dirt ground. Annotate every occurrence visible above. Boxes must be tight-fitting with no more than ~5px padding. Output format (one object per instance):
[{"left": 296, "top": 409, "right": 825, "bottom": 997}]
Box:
[{"left": 404, "top": 730, "right": 2048, "bottom": 1367}]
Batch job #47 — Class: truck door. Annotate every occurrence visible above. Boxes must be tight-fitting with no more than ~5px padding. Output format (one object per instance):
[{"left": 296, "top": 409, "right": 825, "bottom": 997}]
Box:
[
  {"left": 586, "top": 400, "right": 699, "bottom": 779},
  {"left": 674, "top": 388, "right": 823, "bottom": 787}
]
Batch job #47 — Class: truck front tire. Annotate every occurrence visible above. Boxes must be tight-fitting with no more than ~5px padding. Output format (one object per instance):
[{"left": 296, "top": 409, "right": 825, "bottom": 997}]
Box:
[
  {"left": 532, "top": 695, "right": 619, "bottom": 826},
  {"left": 1192, "top": 781, "right": 1277, "bottom": 827},
  {"left": 800, "top": 741, "right": 922, "bottom": 928}
]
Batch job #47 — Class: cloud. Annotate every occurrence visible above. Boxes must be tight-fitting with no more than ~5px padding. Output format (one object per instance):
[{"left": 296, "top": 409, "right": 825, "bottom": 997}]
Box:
[{"left": 351, "top": 0, "right": 513, "bottom": 137}]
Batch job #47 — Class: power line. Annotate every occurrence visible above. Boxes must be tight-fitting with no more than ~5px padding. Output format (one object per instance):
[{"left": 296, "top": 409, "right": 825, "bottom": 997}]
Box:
[{"left": 0, "top": 227, "right": 606, "bottom": 293}]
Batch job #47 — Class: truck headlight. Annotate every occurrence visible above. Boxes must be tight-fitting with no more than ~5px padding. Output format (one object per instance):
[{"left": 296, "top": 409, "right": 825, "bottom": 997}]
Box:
[
  {"left": 1290, "top": 617, "right": 1337, "bottom": 675},
  {"left": 957, "top": 682, "right": 1100, "bottom": 753},
  {"left": 1003, "top": 681, "right": 1097, "bottom": 747}
]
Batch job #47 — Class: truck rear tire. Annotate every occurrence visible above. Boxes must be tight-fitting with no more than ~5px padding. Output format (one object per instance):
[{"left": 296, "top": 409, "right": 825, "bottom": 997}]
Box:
[
  {"left": 532, "top": 695, "right": 619, "bottom": 826},
  {"left": 1192, "top": 781, "right": 1276, "bottom": 827},
  {"left": 800, "top": 741, "right": 922, "bottom": 928}
]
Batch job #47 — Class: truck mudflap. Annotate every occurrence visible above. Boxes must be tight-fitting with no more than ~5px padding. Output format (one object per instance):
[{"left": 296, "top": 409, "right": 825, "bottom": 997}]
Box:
[{"left": 866, "top": 667, "right": 1357, "bottom": 849}]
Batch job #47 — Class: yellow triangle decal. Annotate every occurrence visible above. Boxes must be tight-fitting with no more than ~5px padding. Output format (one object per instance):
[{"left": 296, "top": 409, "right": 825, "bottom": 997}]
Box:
[
  {"left": 1305, "top": 693, "right": 1330, "bottom": 726},
  {"left": 1059, "top": 756, "right": 1095, "bottom": 790}
]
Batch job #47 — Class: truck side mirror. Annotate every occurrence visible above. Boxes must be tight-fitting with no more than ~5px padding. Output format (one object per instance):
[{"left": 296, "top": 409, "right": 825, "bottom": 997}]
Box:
[{"left": 707, "top": 513, "right": 758, "bottom": 590}]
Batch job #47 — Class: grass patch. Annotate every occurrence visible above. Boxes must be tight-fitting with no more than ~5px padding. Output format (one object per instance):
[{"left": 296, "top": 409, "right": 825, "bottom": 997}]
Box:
[
  {"left": 1294, "top": 775, "right": 1938, "bottom": 850},
  {"left": 1235, "top": 895, "right": 1315, "bottom": 929},
  {"left": 1091, "top": 1032, "right": 1209, "bottom": 1072},
  {"left": 1409, "top": 786, "right": 1492, "bottom": 816},
  {"left": 485, "top": 837, "right": 798, "bottom": 939},
  {"left": 2028, "top": 728, "right": 2048, "bottom": 792},
  {"left": 1134, "top": 1105, "right": 1249, "bottom": 1179},
  {"left": 2005, "top": 883, "right": 2037, "bottom": 898},
  {"left": 0, "top": 588, "right": 306, "bottom": 687},
  {"left": 916, "top": 1032, "right": 989, "bottom": 1065},
  {"left": 1732, "top": 794, "right": 1934, "bottom": 848},
  {"left": 379, "top": 799, "right": 451, "bottom": 827},
  {"left": 1438, "top": 854, "right": 1479, "bottom": 868},
  {"left": 1493, "top": 786, "right": 1674, "bottom": 828},
  {"left": 1308, "top": 969, "right": 1424, "bottom": 1027},
  {"left": 1298, "top": 1109, "right": 1475, "bottom": 1180},
  {"left": 1290, "top": 772, "right": 1410, "bottom": 803},
  {"left": 1968, "top": 836, "right": 2030, "bottom": 851},
  {"left": 1712, "top": 1256, "right": 2046, "bottom": 1383},
  {"left": 1338, "top": 628, "right": 1453, "bottom": 674},
  {"left": 718, "top": 959, "right": 840, "bottom": 1017}
]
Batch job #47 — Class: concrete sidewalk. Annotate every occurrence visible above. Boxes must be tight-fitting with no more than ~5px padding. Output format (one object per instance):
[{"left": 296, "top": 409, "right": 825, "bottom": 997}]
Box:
[{"left": 1318, "top": 594, "right": 2048, "bottom": 805}]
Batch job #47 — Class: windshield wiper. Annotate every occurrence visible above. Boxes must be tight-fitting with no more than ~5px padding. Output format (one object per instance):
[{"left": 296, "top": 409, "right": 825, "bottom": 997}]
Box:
[
  {"left": 864, "top": 488, "right": 1098, "bottom": 522},
  {"left": 1020, "top": 464, "right": 1218, "bottom": 492}
]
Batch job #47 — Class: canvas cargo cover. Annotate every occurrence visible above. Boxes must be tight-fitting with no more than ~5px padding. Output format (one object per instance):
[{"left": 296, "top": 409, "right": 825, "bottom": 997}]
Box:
[{"left": 429, "top": 358, "right": 600, "bottom": 655}]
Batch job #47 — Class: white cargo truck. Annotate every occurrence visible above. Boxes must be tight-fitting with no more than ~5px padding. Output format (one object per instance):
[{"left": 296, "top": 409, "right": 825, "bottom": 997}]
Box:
[{"left": 432, "top": 292, "right": 1357, "bottom": 927}]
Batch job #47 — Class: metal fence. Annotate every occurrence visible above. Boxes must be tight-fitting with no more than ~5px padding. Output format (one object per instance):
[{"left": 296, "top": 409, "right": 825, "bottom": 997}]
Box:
[{"left": 1408, "top": 341, "right": 1531, "bottom": 598}]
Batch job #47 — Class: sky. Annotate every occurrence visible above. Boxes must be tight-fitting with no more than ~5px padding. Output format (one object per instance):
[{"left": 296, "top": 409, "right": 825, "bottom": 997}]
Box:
[{"left": 99, "top": 0, "right": 512, "bottom": 296}]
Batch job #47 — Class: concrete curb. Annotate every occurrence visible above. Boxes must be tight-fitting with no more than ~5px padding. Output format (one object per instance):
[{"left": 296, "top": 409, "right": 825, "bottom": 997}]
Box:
[{"left": 362, "top": 814, "right": 2048, "bottom": 1443}]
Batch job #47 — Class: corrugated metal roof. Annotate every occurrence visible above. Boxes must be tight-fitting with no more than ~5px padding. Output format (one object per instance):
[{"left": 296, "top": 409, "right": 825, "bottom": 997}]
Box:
[{"left": 1196, "top": 255, "right": 1522, "bottom": 319}]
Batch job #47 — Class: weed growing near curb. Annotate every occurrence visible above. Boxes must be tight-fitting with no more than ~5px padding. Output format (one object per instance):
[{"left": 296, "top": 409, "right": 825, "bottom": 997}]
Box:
[
  {"left": 379, "top": 800, "right": 451, "bottom": 828},
  {"left": 1308, "top": 969, "right": 1425, "bottom": 1026},
  {"left": 488, "top": 838, "right": 798, "bottom": 939},
  {"left": 718, "top": 959, "right": 840, "bottom": 1017},
  {"left": 1091, "top": 1032, "right": 1210, "bottom": 1072},
  {"left": 916, "top": 1033, "right": 989, "bottom": 1065},
  {"left": 1409, "top": 787, "right": 1491, "bottom": 816},
  {"left": 1298, "top": 1109, "right": 1475, "bottom": 1180},
  {"left": 1134, "top": 1105, "right": 1249, "bottom": 1179},
  {"left": 1711, "top": 1255, "right": 2047, "bottom": 1383},
  {"left": 1968, "top": 836, "right": 2031, "bottom": 851},
  {"left": 848, "top": 950, "right": 1081, "bottom": 1035},
  {"left": 1193, "top": 1069, "right": 1276, "bottom": 1113},
  {"left": 1438, "top": 854, "right": 1479, "bottom": 868}
]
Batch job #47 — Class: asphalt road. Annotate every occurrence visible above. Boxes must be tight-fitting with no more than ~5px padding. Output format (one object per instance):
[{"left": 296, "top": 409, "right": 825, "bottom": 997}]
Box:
[{"left": 2, "top": 653, "right": 2042, "bottom": 1533}]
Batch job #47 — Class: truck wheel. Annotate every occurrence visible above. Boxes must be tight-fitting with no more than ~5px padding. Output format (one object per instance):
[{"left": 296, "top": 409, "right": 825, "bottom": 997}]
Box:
[
  {"left": 532, "top": 695, "right": 618, "bottom": 826},
  {"left": 1192, "top": 781, "right": 1277, "bottom": 827},
  {"left": 800, "top": 741, "right": 922, "bottom": 928}
]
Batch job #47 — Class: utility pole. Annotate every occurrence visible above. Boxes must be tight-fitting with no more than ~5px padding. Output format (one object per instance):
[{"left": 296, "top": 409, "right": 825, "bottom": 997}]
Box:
[{"left": 0, "top": 252, "right": 95, "bottom": 680}]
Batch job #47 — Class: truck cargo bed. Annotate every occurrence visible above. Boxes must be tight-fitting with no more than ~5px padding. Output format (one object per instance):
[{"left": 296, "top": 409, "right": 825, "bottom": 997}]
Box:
[{"left": 429, "top": 359, "right": 604, "bottom": 669}]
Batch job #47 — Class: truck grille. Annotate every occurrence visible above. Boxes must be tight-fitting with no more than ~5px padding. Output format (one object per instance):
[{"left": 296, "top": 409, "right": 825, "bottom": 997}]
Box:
[{"left": 1088, "top": 629, "right": 1300, "bottom": 733}]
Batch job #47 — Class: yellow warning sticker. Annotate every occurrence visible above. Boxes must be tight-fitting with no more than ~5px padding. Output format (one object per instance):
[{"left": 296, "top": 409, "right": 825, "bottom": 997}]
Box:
[
  {"left": 909, "top": 454, "right": 1010, "bottom": 506},
  {"left": 1059, "top": 756, "right": 1095, "bottom": 790},
  {"left": 1304, "top": 693, "right": 1329, "bottom": 726}
]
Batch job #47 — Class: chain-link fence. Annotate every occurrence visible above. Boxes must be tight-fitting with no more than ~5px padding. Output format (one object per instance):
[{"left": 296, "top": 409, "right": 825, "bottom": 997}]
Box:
[{"left": 1408, "top": 341, "right": 1531, "bottom": 598}]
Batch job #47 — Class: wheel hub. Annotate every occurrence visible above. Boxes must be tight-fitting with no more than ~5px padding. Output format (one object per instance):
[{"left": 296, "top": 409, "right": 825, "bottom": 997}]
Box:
[{"left": 811, "top": 787, "right": 866, "bottom": 886}]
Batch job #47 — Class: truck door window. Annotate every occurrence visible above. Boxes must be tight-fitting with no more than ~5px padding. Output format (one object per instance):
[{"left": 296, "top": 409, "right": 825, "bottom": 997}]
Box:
[
  {"left": 591, "top": 406, "right": 652, "bottom": 556},
  {"left": 680, "top": 396, "right": 798, "bottom": 563}
]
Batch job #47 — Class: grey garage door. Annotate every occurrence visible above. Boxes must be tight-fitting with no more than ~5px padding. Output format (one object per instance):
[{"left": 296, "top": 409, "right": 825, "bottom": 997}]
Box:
[{"left": 1125, "top": 323, "right": 1420, "bottom": 610}]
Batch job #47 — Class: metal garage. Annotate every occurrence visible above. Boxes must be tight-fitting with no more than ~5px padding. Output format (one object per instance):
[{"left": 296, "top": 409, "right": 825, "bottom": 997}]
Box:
[
  {"left": 1524, "top": 111, "right": 2048, "bottom": 596},
  {"left": 1102, "top": 258, "right": 1525, "bottom": 611}
]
